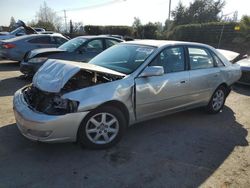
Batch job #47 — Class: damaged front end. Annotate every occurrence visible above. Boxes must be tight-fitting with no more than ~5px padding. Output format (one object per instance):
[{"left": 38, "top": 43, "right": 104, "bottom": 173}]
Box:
[
  {"left": 23, "top": 59, "right": 125, "bottom": 115},
  {"left": 23, "top": 85, "right": 79, "bottom": 115}
]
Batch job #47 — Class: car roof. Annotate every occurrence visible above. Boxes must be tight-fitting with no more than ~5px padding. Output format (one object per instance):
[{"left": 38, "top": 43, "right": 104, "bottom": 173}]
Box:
[
  {"left": 75, "top": 35, "right": 124, "bottom": 41},
  {"left": 3, "top": 33, "right": 66, "bottom": 42},
  {"left": 124, "top": 40, "right": 211, "bottom": 48}
]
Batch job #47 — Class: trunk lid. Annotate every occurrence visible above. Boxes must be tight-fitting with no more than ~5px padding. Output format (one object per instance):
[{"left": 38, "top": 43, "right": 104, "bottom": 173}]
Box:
[
  {"left": 217, "top": 49, "right": 240, "bottom": 62},
  {"left": 28, "top": 48, "right": 65, "bottom": 59}
]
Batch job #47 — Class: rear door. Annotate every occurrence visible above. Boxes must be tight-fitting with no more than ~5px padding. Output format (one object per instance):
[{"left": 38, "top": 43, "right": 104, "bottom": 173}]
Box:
[
  {"left": 135, "top": 46, "right": 191, "bottom": 120},
  {"left": 187, "top": 46, "right": 222, "bottom": 105}
]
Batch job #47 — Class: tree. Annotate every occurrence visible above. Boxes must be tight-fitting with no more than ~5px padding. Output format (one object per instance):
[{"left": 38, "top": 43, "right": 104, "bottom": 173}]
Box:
[
  {"left": 35, "top": 2, "right": 62, "bottom": 31},
  {"left": 132, "top": 17, "right": 142, "bottom": 29},
  {"left": 172, "top": 0, "right": 225, "bottom": 25},
  {"left": 72, "top": 22, "right": 84, "bottom": 34},
  {"left": 9, "top": 17, "right": 16, "bottom": 30},
  {"left": 143, "top": 22, "right": 159, "bottom": 39},
  {"left": 239, "top": 15, "right": 250, "bottom": 53},
  {"left": 164, "top": 19, "right": 174, "bottom": 31},
  {"left": 188, "top": 0, "right": 225, "bottom": 23},
  {"left": 171, "top": 2, "right": 188, "bottom": 25},
  {"left": 132, "top": 17, "right": 143, "bottom": 38},
  {"left": 69, "top": 20, "right": 85, "bottom": 34}
]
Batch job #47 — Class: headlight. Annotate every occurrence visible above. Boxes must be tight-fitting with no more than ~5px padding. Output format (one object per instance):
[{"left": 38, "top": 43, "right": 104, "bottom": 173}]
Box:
[
  {"left": 28, "top": 57, "right": 48, "bottom": 63},
  {"left": 53, "top": 96, "right": 79, "bottom": 114}
]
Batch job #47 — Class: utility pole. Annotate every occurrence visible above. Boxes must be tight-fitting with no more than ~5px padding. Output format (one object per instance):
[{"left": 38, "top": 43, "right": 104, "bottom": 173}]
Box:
[
  {"left": 168, "top": 0, "right": 171, "bottom": 20},
  {"left": 218, "top": 11, "right": 236, "bottom": 48},
  {"left": 63, "top": 10, "right": 67, "bottom": 33}
]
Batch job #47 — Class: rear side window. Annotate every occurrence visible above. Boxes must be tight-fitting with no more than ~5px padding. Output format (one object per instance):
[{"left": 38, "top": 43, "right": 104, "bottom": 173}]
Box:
[
  {"left": 105, "top": 39, "right": 120, "bottom": 48},
  {"left": 188, "top": 47, "right": 214, "bottom": 70},
  {"left": 211, "top": 52, "right": 225, "bottom": 67},
  {"left": 54, "top": 37, "right": 68, "bottom": 45},
  {"left": 28, "top": 36, "right": 51, "bottom": 44}
]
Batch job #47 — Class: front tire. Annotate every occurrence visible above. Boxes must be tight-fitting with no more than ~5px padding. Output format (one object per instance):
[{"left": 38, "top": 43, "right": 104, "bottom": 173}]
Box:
[
  {"left": 78, "top": 106, "right": 126, "bottom": 149},
  {"left": 206, "top": 86, "right": 226, "bottom": 114}
]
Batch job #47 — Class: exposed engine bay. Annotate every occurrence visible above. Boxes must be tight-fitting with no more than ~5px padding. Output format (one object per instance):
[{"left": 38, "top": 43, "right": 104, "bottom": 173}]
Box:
[
  {"left": 62, "top": 70, "right": 122, "bottom": 92},
  {"left": 23, "top": 70, "right": 123, "bottom": 115}
]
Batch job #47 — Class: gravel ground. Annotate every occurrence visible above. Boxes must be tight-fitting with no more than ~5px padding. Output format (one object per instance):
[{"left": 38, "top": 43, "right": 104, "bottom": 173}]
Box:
[{"left": 0, "top": 60, "right": 249, "bottom": 188}]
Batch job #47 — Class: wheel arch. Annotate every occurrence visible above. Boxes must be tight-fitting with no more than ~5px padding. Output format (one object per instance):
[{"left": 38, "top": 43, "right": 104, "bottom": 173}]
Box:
[
  {"left": 98, "top": 100, "right": 130, "bottom": 126},
  {"left": 217, "top": 82, "right": 231, "bottom": 97}
]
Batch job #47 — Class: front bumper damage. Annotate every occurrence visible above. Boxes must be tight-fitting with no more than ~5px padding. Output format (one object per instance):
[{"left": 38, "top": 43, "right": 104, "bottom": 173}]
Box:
[{"left": 13, "top": 89, "right": 89, "bottom": 142}]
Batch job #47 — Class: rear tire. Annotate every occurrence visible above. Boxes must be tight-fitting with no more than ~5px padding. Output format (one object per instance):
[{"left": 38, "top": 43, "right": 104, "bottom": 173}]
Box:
[
  {"left": 78, "top": 106, "right": 126, "bottom": 149},
  {"left": 206, "top": 86, "right": 226, "bottom": 114}
]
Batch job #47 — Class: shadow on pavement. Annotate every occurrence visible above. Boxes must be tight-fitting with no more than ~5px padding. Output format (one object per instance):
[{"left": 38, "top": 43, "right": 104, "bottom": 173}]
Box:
[
  {"left": 0, "top": 106, "right": 248, "bottom": 187},
  {"left": 0, "top": 61, "right": 20, "bottom": 72},
  {"left": 0, "top": 77, "right": 30, "bottom": 97}
]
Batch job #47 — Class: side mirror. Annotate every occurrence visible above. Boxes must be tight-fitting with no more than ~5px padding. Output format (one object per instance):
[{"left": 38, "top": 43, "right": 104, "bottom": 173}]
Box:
[{"left": 139, "top": 66, "right": 164, "bottom": 77}]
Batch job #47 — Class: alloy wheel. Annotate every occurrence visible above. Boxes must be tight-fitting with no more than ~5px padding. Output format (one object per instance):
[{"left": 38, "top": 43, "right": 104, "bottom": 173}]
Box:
[
  {"left": 212, "top": 89, "right": 225, "bottom": 111},
  {"left": 85, "top": 112, "right": 119, "bottom": 144}
]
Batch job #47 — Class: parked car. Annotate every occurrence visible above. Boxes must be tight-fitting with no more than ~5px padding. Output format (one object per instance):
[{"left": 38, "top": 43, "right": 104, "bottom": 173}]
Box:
[
  {"left": 20, "top": 36, "right": 123, "bottom": 76},
  {"left": 0, "top": 27, "right": 36, "bottom": 40},
  {"left": 0, "top": 20, "right": 46, "bottom": 40},
  {"left": 0, "top": 34, "right": 68, "bottom": 62},
  {"left": 13, "top": 40, "right": 241, "bottom": 149},
  {"left": 236, "top": 57, "right": 250, "bottom": 85}
]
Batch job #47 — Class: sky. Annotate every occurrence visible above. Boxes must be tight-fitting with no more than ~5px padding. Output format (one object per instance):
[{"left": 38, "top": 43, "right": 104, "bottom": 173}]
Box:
[{"left": 0, "top": 0, "right": 249, "bottom": 27}]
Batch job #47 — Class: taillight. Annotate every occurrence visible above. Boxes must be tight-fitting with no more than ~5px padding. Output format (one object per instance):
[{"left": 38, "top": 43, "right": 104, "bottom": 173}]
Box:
[{"left": 2, "top": 43, "right": 16, "bottom": 49}]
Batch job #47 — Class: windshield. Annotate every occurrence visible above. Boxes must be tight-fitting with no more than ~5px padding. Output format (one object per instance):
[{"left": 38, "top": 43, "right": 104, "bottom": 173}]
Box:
[
  {"left": 59, "top": 37, "right": 87, "bottom": 52},
  {"left": 89, "top": 44, "right": 156, "bottom": 74}
]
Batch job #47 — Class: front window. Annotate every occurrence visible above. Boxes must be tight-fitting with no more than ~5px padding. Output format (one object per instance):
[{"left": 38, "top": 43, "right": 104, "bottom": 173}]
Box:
[
  {"left": 84, "top": 39, "right": 103, "bottom": 52},
  {"left": 89, "top": 44, "right": 156, "bottom": 74},
  {"left": 59, "top": 37, "right": 86, "bottom": 52},
  {"left": 150, "top": 47, "right": 185, "bottom": 73}
]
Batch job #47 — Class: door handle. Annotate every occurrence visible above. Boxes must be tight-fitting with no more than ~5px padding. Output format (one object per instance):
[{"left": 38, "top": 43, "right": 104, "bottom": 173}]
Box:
[{"left": 180, "top": 80, "right": 186, "bottom": 84}]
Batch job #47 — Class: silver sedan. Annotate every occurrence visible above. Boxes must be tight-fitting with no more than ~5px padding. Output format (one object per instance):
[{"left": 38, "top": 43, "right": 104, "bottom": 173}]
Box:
[{"left": 13, "top": 40, "right": 241, "bottom": 149}]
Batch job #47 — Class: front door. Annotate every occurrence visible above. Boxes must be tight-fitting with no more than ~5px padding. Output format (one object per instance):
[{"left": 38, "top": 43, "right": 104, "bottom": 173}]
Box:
[{"left": 135, "top": 46, "right": 190, "bottom": 120}]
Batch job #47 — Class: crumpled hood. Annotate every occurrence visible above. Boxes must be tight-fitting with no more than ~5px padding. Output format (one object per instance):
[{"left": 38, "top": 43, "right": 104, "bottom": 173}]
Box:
[
  {"left": 32, "top": 59, "right": 125, "bottom": 93},
  {"left": 33, "top": 59, "right": 80, "bottom": 93},
  {"left": 28, "top": 48, "right": 65, "bottom": 58}
]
